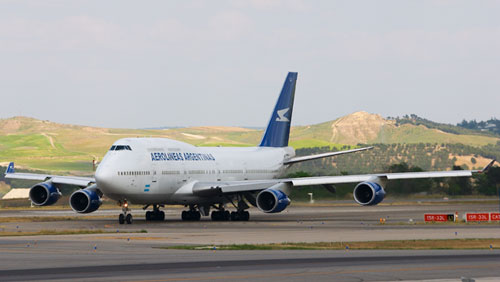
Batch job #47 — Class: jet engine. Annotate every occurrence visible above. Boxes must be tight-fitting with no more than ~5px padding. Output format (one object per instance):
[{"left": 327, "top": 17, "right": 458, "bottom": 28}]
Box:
[
  {"left": 256, "top": 188, "right": 291, "bottom": 213},
  {"left": 69, "top": 185, "right": 102, "bottom": 213},
  {"left": 29, "top": 181, "right": 61, "bottom": 206},
  {"left": 353, "top": 181, "right": 386, "bottom": 206}
]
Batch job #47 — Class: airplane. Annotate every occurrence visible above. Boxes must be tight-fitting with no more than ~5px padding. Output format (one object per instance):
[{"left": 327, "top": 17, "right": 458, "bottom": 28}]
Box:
[{"left": 4, "top": 72, "right": 495, "bottom": 224}]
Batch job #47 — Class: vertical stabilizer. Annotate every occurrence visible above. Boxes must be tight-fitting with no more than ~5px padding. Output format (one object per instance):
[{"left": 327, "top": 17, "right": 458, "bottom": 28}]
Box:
[
  {"left": 5, "top": 162, "right": 14, "bottom": 174},
  {"left": 259, "top": 72, "right": 298, "bottom": 147}
]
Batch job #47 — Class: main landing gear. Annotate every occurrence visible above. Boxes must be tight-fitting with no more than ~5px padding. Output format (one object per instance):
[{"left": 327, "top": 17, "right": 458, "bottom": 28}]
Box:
[
  {"left": 181, "top": 205, "right": 201, "bottom": 221},
  {"left": 118, "top": 200, "right": 133, "bottom": 224},
  {"left": 211, "top": 208, "right": 230, "bottom": 221},
  {"left": 210, "top": 199, "right": 250, "bottom": 222},
  {"left": 230, "top": 210, "right": 250, "bottom": 221},
  {"left": 145, "top": 205, "right": 165, "bottom": 221}
]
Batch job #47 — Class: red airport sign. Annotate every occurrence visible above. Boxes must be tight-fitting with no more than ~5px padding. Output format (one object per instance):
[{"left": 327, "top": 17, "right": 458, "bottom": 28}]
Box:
[
  {"left": 424, "top": 214, "right": 454, "bottom": 222},
  {"left": 465, "top": 213, "right": 490, "bottom": 222},
  {"left": 491, "top": 213, "right": 500, "bottom": 221}
]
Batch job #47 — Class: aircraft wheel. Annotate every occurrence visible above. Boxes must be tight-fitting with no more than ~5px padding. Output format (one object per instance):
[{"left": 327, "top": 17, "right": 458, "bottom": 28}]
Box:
[
  {"left": 159, "top": 211, "right": 165, "bottom": 221},
  {"left": 242, "top": 211, "right": 250, "bottom": 221},
  {"left": 211, "top": 211, "right": 220, "bottom": 221},
  {"left": 126, "top": 214, "right": 133, "bottom": 224},
  {"left": 230, "top": 211, "right": 239, "bottom": 221},
  {"left": 119, "top": 214, "right": 125, "bottom": 224},
  {"left": 223, "top": 210, "right": 230, "bottom": 221},
  {"left": 192, "top": 211, "right": 201, "bottom": 221},
  {"left": 182, "top": 211, "right": 188, "bottom": 221},
  {"left": 145, "top": 211, "right": 152, "bottom": 221}
]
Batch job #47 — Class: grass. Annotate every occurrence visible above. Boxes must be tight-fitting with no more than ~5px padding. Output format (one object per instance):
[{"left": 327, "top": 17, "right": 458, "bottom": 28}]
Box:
[
  {"left": 0, "top": 229, "right": 147, "bottom": 237},
  {"left": 1, "top": 115, "right": 498, "bottom": 174},
  {"left": 376, "top": 124, "right": 498, "bottom": 146},
  {"left": 0, "top": 216, "right": 110, "bottom": 223},
  {"left": 161, "top": 238, "right": 500, "bottom": 251},
  {"left": 289, "top": 139, "right": 347, "bottom": 149}
]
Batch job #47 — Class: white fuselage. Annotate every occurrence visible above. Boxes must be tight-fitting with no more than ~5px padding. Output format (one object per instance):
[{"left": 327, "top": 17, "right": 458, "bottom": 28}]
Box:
[{"left": 95, "top": 138, "right": 295, "bottom": 205}]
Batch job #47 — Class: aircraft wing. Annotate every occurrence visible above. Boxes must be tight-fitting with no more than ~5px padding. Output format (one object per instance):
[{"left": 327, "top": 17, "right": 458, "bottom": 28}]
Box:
[
  {"left": 4, "top": 162, "right": 95, "bottom": 187},
  {"left": 284, "top": 146, "right": 373, "bottom": 165},
  {"left": 289, "top": 169, "right": 474, "bottom": 186},
  {"left": 192, "top": 159, "right": 495, "bottom": 195}
]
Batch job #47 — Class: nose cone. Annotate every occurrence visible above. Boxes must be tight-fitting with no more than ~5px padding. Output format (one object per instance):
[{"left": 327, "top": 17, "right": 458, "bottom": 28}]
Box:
[{"left": 94, "top": 160, "right": 121, "bottom": 196}]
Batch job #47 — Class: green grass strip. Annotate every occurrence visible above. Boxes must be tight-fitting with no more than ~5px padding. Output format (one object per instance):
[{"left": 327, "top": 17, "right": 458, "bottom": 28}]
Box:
[{"left": 161, "top": 238, "right": 500, "bottom": 251}]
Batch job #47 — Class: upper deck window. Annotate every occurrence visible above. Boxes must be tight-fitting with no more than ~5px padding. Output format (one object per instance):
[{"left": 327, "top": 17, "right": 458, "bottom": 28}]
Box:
[{"left": 110, "top": 145, "right": 132, "bottom": 151}]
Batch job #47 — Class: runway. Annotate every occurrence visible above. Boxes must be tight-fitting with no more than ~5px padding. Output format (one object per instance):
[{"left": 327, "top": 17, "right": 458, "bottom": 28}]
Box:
[
  {"left": 1, "top": 202, "right": 499, "bottom": 281},
  {"left": 0, "top": 249, "right": 499, "bottom": 281}
]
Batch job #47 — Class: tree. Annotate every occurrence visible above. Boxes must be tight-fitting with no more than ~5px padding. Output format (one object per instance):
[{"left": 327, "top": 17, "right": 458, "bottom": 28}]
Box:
[
  {"left": 386, "top": 163, "right": 434, "bottom": 195},
  {"left": 474, "top": 167, "right": 500, "bottom": 196},
  {"left": 446, "top": 166, "right": 473, "bottom": 195}
]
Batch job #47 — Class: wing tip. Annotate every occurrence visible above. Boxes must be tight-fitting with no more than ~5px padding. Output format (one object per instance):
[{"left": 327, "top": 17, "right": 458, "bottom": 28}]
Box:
[{"left": 480, "top": 159, "right": 496, "bottom": 173}]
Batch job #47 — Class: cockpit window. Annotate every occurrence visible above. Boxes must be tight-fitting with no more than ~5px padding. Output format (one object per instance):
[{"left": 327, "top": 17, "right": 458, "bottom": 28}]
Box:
[{"left": 110, "top": 145, "right": 132, "bottom": 151}]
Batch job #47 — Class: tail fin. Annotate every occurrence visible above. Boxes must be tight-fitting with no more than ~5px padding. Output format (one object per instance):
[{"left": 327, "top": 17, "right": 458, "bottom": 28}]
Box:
[
  {"left": 259, "top": 72, "right": 298, "bottom": 147},
  {"left": 5, "top": 162, "right": 14, "bottom": 174}
]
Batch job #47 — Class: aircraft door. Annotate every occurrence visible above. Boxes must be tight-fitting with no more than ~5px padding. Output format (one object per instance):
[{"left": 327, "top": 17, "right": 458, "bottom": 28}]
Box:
[
  {"left": 147, "top": 161, "right": 159, "bottom": 194},
  {"left": 216, "top": 162, "right": 221, "bottom": 181}
]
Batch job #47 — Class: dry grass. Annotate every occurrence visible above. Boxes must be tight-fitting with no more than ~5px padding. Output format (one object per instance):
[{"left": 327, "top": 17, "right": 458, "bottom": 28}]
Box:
[
  {"left": 0, "top": 229, "right": 147, "bottom": 237},
  {"left": 0, "top": 229, "right": 108, "bottom": 237},
  {"left": 165, "top": 238, "right": 500, "bottom": 251},
  {"left": 0, "top": 215, "right": 110, "bottom": 223}
]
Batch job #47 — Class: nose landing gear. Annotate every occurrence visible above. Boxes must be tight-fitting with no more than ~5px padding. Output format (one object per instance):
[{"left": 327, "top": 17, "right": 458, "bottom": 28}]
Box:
[{"left": 118, "top": 200, "right": 133, "bottom": 224}]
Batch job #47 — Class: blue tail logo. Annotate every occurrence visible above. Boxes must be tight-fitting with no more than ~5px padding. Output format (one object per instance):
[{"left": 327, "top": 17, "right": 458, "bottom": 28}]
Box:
[
  {"left": 6, "top": 162, "right": 14, "bottom": 174},
  {"left": 259, "top": 72, "right": 298, "bottom": 147},
  {"left": 276, "top": 108, "right": 290, "bottom": 122}
]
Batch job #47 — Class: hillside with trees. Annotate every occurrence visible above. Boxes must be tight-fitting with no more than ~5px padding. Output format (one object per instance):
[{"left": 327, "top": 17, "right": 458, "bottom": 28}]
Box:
[{"left": 0, "top": 113, "right": 499, "bottom": 197}]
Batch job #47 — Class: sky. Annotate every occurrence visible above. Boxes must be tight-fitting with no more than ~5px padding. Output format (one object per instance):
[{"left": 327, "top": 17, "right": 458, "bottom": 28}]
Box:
[{"left": 0, "top": 0, "right": 499, "bottom": 129}]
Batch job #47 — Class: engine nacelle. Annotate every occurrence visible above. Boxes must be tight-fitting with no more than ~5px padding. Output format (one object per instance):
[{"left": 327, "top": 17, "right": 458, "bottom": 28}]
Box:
[
  {"left": 29, "top": 182, "right": 61, "bottom": 206},
  {"left": 69, "top": 186, "right": 102, "bottom": 213},
  {"left": 256, "top": 188, "right": 291, "bottom": 213},
  {"left": 353, "top": 181, "right": 386, "bottom": 206}
]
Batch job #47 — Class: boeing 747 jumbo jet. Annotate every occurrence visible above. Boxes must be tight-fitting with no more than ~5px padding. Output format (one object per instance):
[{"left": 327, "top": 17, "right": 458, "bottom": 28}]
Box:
[{"left": 4, "top": 72, "right": 495, "bottom": 224}]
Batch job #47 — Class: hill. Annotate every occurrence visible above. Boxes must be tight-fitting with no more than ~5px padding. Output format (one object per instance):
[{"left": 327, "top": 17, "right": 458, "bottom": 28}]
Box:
[
  {"left": 292, "top": 112, "right": 498, "bottom": 147},
  {"left": 0, "top": 114, "right": 498, "bottom": 174}
]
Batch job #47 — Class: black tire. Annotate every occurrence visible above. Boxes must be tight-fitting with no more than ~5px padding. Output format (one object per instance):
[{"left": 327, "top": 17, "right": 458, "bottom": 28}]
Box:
[
  {"left": 242, "top": 211, "right": 250, "bottom": 221},
  {"left": 224, "top": 210, "right": 230, "bottom": 221},
  {"left": 182, "top": 211, "right": 188, "bottom": 221},
  {"left": 119, "top": 214, "right": 125, "bottom": 224},
  {"left": 193, "top": 211, "right": 201, "bottom": 221},
  {"left": 159, "top": 211, "right": 165, "bottom": 221},
  {"left": 230, "top": 212, "right": 238, "bottom": 221},
  {"left": 126, "top": 214, "right": 133, "bottom": 224},
  {"left": 211, "top": 211, "right": 220, "bottom": 221},
  {"left": 146, "top": 211, "right": 151, "bottom": 221}
]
